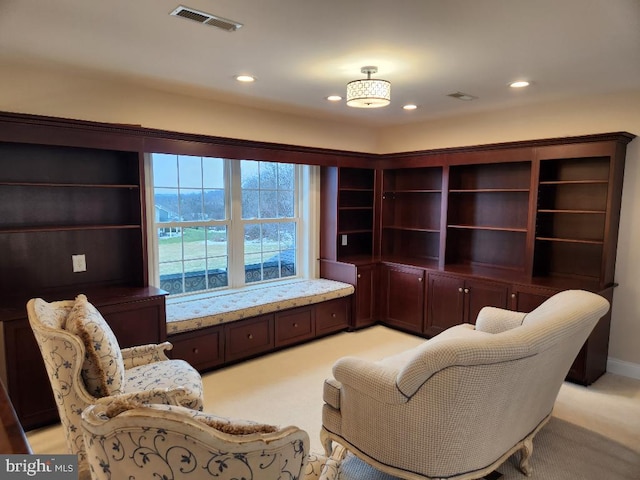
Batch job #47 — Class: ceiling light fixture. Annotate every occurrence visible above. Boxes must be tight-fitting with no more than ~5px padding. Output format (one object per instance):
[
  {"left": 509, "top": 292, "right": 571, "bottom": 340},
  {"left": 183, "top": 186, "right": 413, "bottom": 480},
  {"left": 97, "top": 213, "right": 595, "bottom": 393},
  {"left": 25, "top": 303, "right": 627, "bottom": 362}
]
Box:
[
  {"left": 346, "top": 66, "right": 391, "bottom": 108},
  {"left": 403, "top": 104, "right": 418, "bottom": 110},
  {"left": 509, "top": 81, "right": 530, "bottom": 88},
  {"left": 235, "top": 75, "right": 255, "bottom": 82},
  {"left": 327, "top": 95, "right": 342, "bottom": 102}
]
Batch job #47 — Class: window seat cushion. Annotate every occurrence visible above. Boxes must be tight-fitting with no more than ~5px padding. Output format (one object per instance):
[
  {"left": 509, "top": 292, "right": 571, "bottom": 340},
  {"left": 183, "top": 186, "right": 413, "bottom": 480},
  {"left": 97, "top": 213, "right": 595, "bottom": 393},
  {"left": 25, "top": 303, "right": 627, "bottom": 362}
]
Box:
[{"left": 166, "top": 279, "right": 354, "bottom": 335}]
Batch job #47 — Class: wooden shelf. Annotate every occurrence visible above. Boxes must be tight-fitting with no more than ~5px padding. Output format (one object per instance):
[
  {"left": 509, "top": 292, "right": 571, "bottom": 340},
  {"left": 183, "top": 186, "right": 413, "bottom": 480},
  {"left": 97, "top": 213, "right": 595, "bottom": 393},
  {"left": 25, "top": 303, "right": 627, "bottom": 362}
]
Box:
[
  {"left": 539, "top": 180, "right": 608, "bottom": 185},
  {"left": 384, "top": 189, "right": 441, "bottom": 194},
  {"left": 449, "top": 188, "right": 529, "bottom": 193},
  {"left": 536, "top": 236, "right": 604, "bottom": 245},
  {"left": 448, "top": 225, "right": 528, "bottom": 233},
  {"left": 0, "top": 182, "right": 139, "bottom": 188},
  {"left": 538, "top": 209, "right": 605, "bottom": 214},
  {"left": 0, "top": 224, "right": 141, "bottom": 234},
  {"left": 383, "top": 226, "right": 439, "bottom": 233}
]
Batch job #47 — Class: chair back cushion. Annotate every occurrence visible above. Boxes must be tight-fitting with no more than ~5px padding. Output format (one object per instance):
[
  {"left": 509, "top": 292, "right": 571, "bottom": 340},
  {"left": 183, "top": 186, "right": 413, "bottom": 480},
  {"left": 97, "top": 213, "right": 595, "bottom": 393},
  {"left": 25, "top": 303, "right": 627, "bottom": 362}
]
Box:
[{"left": 65, "top": 294, "right": 125, "bottom": 397}]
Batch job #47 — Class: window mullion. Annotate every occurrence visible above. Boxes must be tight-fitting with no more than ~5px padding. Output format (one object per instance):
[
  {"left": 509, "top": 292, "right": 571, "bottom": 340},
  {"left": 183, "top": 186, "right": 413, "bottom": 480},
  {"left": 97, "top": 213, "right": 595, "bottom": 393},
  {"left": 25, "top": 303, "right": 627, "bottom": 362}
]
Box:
[{"left": 229, "top": 160, "right": 245, "bottom": 288}]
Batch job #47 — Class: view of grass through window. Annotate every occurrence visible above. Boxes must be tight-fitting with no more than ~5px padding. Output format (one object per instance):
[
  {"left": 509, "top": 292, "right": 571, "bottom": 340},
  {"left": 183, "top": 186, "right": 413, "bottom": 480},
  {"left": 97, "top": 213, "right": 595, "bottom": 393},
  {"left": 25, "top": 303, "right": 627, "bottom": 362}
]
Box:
[{"left": 152, "top": 154, "right": 298, "bottom": 295}]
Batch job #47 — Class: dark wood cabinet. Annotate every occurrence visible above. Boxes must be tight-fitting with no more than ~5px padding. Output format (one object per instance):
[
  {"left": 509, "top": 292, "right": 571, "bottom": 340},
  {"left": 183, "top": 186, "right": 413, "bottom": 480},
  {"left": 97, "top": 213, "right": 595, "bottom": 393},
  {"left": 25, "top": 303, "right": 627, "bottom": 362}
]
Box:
[
  {"left": 380, "top": 263, "right": 425, "bottom": 333},
  {"left": 319, "top": 134, "right": 632, "bottom": 385},
  {"left": 319, "top": 260, "right": 377, "bottom": 329},
  {"left": 320, "top": 166, "right": 380, "bottom": 328},
  {"left": 425, "top": 273, "right": 508, "bottom": 336}
]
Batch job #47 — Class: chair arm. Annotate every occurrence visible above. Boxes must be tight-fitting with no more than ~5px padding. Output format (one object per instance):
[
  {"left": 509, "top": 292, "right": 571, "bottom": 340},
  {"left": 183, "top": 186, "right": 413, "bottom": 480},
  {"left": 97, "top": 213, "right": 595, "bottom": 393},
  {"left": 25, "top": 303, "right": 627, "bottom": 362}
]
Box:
[
  {"left": 121, "top": 342, "right": 172, "bottom": 368},
  {"left": 332, "top": 357, "right": 408, "bottom": 404},
  {"left": 474, "top": 307, "right": 527, "bottom": 334}
]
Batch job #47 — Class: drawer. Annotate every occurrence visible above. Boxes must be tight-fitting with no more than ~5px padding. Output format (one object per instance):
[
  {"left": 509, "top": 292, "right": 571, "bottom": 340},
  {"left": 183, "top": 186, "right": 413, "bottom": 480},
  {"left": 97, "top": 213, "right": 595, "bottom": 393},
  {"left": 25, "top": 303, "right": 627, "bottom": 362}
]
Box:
[
  {"left": 275, "top": 307, "right": 314, "bottom": 347},
  {"left": 169, "top": 326, "right": 224, "bottom": 371},
  {"left": 225, "top": 314, "right": 274, "bottom": 362},
  {"left": 315, "top": 297, "right": 350, "bottom": 335}
]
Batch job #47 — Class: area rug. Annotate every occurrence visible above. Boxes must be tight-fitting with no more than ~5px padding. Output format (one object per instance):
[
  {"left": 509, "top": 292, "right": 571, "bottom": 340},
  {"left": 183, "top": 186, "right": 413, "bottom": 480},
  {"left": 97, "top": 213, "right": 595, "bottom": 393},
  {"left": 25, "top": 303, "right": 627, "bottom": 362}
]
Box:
[{"left": 317, "top": 418, "right": 639, "bottom": 480}]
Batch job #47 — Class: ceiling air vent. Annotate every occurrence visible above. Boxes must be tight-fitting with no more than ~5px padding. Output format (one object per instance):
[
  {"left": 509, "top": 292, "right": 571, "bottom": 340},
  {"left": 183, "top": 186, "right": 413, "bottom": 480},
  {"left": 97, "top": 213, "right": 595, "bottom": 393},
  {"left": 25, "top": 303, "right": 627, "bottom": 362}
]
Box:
[
  {"left": 170, "top": 5, "right": 243, "bottom": 32},
  {"left": 447, "top": 92, "right": 477, "bottom": 101}
]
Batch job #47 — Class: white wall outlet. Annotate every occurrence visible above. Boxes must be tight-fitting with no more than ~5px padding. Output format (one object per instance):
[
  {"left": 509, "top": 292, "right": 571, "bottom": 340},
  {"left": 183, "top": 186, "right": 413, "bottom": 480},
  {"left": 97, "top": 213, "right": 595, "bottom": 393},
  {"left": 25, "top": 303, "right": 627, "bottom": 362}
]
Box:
[
  {"left": 341, "top": 234, "right": 348, "bottom": 246},
  {"left": 72, "top": 254, "right": 87, "bottom": 273}
]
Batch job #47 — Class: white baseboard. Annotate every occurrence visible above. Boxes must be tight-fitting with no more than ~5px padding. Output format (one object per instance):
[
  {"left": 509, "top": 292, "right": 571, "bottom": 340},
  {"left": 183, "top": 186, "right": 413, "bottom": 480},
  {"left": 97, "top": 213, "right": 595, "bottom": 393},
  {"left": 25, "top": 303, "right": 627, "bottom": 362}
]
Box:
[{"left": 607, "top": 357, "right": 640, "bottom": 380}]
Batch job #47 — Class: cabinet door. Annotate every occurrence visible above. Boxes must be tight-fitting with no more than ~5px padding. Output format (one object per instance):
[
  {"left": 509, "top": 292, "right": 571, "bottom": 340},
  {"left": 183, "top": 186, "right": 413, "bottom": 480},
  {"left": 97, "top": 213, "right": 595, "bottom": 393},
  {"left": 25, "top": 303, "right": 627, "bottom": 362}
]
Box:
[
  {"left": 354, "top": 264, "right": 377, "bottom": 328},
  {"left": 425, "top": 273, "right": 464, "bottom": 336},
  {"left": 510, "top": 285, "right": 557, "bottom": 312},
  {"left": 465, "top": 279, "right": 510, "bottom": 324},
  {"left": 3, "top": 318, "right": 57, "bottom": 430},
  {"left": 381, "top": 264, "right": 425, "bottom": 333},
  {"left": 100, "top": 296, "right": 167, "bottom": 347}
]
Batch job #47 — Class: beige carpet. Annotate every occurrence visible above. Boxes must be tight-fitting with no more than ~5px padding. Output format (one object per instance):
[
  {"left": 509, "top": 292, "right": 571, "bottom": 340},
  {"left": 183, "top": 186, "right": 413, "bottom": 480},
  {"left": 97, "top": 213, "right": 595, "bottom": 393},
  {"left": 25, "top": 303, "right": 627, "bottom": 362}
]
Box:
[{"left": 27, "top": 325, "right": 640, "bottom": 478}]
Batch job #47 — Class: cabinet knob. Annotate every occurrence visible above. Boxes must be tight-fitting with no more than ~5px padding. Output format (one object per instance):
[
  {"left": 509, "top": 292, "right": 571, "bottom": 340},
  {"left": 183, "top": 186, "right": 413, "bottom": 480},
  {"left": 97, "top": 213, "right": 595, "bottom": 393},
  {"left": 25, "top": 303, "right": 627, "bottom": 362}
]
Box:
[
  {"left": 293, "top": 323, "right": 298, "bottom": 328},
  {"left": 331, "top": 313, "right": 337, "bottom": 318},
  {"left": 357, "top": 274, "right": 361, "bottom": 279},
  {"left": 464, "top": 288, "right": 469, "bottom": 294},
  {"left": 192, "top": 348, "right": 199, "bottom": 354},
  {"left": 418, "top": 277, "right": 423, "bottom": 282},
  {"left": 511, "top": 293, "right": 517, "bottom": 299},
  {"left": 247, "top": 333, "right": 253, "bottom": 340},
  {"left": 458, "top": 287, "right": 463, "bottom": 293}
]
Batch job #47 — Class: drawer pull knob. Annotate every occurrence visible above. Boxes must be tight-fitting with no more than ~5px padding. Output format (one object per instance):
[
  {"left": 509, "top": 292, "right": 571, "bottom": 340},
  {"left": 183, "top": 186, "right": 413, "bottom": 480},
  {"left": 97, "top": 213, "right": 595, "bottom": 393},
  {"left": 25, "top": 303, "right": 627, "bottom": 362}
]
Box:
[
  {"left": 293, "top": 323, "right": 298, "bottom": 328},
  {"left": 331, "top": 313, "right": 337, "bottom": 318},
  {"left": 193, "top": 348, "right": 199, "bottom": 354},
  {"left": 247, "top": 333, "right": 253, "bottom": 340}
]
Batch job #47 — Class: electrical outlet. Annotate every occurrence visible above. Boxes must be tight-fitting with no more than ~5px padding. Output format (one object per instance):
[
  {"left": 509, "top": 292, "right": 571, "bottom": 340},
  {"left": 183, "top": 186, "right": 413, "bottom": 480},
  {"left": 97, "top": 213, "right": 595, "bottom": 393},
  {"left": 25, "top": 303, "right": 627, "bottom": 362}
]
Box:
[
  {"left": 72, "top": 254, "right": 86, "bottom": 273},
  {"left": 341, "top": 234, "right": 348, "bottom": 246}
]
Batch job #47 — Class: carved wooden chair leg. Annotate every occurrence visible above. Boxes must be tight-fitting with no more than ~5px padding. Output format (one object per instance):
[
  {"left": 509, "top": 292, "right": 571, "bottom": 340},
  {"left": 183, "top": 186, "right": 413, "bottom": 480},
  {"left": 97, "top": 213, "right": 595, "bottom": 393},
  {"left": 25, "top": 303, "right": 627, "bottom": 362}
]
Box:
[
  {"left": 518, "top": 436, "right": 534, "bottom": 476},
  {"left": 320, "top": 428, "right": 334, "bottom": 457}
]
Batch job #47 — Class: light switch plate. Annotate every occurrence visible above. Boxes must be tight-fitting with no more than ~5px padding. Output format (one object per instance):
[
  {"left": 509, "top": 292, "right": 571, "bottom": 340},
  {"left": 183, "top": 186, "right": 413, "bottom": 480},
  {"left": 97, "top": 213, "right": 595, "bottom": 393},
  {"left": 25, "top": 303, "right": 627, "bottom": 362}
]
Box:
[{"left": 72, "top": 254, "right": 87, "bottom": 272}]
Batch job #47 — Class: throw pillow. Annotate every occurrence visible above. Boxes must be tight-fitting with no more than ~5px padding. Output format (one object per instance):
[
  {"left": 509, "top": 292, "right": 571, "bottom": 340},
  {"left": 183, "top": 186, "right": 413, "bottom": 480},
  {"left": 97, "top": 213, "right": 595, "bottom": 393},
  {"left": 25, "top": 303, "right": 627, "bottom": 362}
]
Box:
[{"left": 65, "top": 294, "right": 125, "bottom": 397}]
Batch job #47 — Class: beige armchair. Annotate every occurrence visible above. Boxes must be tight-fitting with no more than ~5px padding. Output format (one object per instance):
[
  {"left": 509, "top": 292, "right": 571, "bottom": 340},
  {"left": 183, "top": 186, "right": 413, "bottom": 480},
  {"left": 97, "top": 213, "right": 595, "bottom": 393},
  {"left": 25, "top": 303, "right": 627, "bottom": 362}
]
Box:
[
  {"left": 27, "top": 295, "right": 204, "bottom": 477},
  {"left": 81, "top": 399, "right": 310, "bottom": 480},
  {"left": 321, "top": 290, "right": 610, "bottom": 480}
]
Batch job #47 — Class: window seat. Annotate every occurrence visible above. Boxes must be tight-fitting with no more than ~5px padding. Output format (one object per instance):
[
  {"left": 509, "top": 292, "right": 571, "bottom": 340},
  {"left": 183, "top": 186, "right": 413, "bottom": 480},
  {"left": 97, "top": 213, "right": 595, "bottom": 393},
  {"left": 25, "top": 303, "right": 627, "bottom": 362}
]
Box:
[{"left": 166, "top": 279, "right": 354, "bottom": 335}]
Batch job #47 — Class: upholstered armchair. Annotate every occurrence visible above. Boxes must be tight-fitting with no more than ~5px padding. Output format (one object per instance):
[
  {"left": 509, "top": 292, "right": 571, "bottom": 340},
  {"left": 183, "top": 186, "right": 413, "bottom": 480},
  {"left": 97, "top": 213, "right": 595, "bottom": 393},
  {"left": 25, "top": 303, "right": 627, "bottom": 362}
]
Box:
[
  {"left": 321, "top": 290, "right": 610, "bottom": 480},
  {"left": 81, "top": 399, "right": 310, "bottom": 480},
  {"left": 27, "top": 295, "right": 204, "bottom": 477}
]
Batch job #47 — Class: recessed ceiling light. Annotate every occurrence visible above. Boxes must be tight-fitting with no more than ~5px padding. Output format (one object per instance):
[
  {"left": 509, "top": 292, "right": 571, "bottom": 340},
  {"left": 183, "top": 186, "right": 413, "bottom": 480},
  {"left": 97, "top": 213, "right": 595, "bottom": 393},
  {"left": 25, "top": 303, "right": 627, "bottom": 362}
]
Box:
[
  {"left": 327, "top": 95, "right": 342, "bottom": 102},
  {"left": 403, "top": 104, "right": 418, "bottom": 110},
  {"left": 235, "top": 75, "right": 256, "bottom": 83},
  {"left": 509, "top": 81, "right": 530, "bottom": 88}
]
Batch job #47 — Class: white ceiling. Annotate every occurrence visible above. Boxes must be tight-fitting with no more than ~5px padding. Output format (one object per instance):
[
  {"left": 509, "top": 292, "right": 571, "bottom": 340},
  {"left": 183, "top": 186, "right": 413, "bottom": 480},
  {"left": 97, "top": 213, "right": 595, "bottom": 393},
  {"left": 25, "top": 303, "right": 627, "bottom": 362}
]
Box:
[{"left": 1, "top": 0, "right": 639, "bottom": 127}]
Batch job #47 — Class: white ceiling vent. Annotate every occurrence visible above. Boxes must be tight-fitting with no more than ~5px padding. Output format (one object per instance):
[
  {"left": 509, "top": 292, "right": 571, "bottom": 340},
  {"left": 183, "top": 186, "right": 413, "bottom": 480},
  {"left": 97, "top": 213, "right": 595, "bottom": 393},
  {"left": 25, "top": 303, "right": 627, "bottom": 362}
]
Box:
[{"left": 170, "top": 5, "right": 243, "bottom": 32}]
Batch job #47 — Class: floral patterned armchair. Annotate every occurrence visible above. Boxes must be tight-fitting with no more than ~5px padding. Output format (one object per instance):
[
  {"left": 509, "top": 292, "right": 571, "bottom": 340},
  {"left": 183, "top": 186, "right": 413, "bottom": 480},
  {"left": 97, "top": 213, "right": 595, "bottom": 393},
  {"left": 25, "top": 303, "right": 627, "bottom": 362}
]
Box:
[
  {"left": 81, "top": 399, "right": 310, "bottom": 480},
  {"left": 27, "top": 295, "right": 204, "bottom": 478}
]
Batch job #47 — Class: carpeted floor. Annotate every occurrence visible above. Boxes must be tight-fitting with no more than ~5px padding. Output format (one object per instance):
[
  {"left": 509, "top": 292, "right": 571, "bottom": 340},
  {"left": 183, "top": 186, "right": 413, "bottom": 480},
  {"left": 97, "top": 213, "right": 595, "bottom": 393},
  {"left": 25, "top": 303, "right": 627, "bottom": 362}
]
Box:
[{"left": 27, "top": 325, "right": 640, "bottom": 479}]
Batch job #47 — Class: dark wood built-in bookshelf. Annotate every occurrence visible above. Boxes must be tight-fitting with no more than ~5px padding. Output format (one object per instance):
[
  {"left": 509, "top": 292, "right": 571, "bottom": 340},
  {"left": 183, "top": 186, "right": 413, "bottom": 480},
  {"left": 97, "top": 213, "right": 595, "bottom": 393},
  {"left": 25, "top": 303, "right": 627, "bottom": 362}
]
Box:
[{"left": 320, "top": 132, "right": 634, "bottom": 385}]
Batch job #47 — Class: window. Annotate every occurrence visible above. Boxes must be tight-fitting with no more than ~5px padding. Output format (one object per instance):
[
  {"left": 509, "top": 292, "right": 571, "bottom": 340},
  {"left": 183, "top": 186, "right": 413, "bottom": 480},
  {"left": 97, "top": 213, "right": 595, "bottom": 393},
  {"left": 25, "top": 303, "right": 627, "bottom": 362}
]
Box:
[{"left": 151, "top": 154, "right": 305, "bottom": 296}]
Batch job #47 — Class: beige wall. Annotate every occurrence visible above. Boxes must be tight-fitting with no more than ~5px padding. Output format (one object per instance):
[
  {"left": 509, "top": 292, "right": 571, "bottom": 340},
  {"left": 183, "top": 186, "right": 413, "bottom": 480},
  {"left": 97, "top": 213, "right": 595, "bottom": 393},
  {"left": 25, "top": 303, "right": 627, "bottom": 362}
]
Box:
[{"left": 2, "top": 61, "right": 639, "bottom": 373}]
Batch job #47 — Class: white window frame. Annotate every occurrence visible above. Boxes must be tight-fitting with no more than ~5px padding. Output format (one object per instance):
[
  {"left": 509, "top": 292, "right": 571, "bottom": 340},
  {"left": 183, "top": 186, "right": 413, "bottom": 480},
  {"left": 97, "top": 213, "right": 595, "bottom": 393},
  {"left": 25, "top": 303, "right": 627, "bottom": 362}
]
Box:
[{"left": 145, "top": 153, "right": 318, "bottom": 297}]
